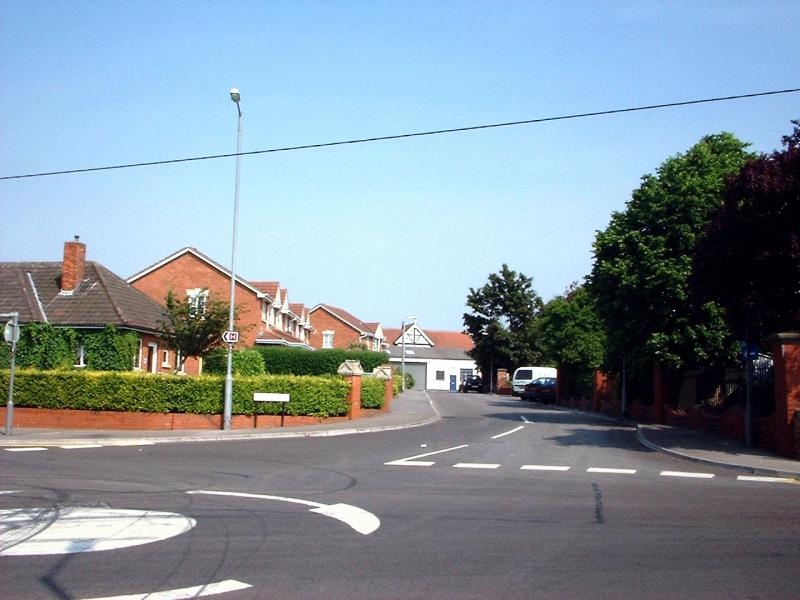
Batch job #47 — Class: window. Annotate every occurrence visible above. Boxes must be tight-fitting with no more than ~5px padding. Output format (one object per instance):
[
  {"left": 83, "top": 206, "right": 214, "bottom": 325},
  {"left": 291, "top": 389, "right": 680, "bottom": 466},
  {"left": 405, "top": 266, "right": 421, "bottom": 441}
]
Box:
[
  {"left": 162, "top": 350, "right": 171, "bottom": 368},
  {"left": 460, "top": 368, "right": 473, "bottom": 382},
  {"left": 186, "top": 288, "right": 209, "bottom": 318},
  {"left": 322, "top": 331, "right": 334, "bottom": 349},
  {"left": 75, "top": 344, "right": 86, "bottom": 368},
  {"left": 133, "top": 339, "right": 142, "bottom": 370},
  {"left": 373, "top": 338, "right": 380, "bottom": 351},
  {"left": 436, "top": 371, "right": 445, "bottom": 381}
]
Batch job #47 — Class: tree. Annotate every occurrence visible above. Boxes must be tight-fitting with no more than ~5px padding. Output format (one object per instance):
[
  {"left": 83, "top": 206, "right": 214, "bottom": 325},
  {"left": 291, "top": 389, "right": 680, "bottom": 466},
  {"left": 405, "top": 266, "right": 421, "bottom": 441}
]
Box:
[
  {"left": 693, "top": 120, "right": 800, "bottom": 342},
  {"left": 463, "top": 264, "right": 545, "bottom": 385},
  {"left": 159, "top": 290, "right": 233, "bottom": 372},
  {"left": 590, "top": 132, "right": 753, "bottom": 377},
  {"left": 536, "top": 284, "right": 606, "bottom": 397}
]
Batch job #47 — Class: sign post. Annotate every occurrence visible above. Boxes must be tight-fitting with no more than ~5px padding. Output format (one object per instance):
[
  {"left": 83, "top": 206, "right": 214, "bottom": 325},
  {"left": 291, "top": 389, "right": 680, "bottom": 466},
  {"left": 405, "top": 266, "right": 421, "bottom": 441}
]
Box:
[{"left": 2, "top": 312, "right": 19, "bottom": 436}]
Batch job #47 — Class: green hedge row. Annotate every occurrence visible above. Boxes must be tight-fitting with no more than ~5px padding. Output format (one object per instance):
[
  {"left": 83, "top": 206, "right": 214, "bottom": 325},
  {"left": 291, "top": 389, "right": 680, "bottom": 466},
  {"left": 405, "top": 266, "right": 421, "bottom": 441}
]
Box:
[
  {"left": 0, "top": 370, "right": 351, "bottom": 417},
  {"left": 248, "top": 347, "right": 390, "bottom": 376}
]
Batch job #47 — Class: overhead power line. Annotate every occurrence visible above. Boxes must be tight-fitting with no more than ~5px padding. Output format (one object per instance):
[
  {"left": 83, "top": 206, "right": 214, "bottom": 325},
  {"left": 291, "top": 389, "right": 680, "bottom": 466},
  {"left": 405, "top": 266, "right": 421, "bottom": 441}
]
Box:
[{"left": 2, "top": 88, "right": 798, "bottom": 181}]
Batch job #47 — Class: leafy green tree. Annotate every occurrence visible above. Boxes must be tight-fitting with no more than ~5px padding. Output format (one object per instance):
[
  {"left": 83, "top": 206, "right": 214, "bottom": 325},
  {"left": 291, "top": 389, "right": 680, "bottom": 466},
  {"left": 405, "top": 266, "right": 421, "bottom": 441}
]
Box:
[
  {"left": 590, "top": 132, "right": 753, "bottom": 377},
  {"left": 464, "top": 264, "right": 545, "bottom": 384},
  {"left": 536, "top": 284, "right": 606, "bottom": 397},
  {"left": 693, "top": 120, "right": 800, "bottom": 342},
  {"left": 159, "top": 290, "right": 232, "bottom": 372}
]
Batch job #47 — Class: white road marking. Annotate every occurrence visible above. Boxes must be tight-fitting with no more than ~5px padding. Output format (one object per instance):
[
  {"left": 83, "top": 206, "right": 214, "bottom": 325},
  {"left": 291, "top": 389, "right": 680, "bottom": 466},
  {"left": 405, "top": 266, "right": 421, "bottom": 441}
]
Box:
[
  {"left": 521, "top": 465, "right": 571, "bottom": 471},
  {"left": 737, "top": 475, "right": 796, "bottom": 484},
  {"left": 4, "top": 447, "right": 47, "bottom": 452},
  {"left": 520, "top": 416, "right": 533, "bottom": 423},
  {"left": 453, "top": 463, "right": 501, "bottom": 469},
  {"left": 491, "top": 425, "right": 525, "bottom": 439},
  {"left": 660, "top": 471, "right": 715, "bottom": 479},
  {"left": 0, "top": 507, "right": 196, "bottom": 556},
  {"left": 587, "top": 467, "right": 637, "bottom": 474},
  {"left": 384, "top": 444, "right": 469, "bottom": 466},
  {"left": 60, "top": 444, "right": 103, "bottom": 449},
  {"left": 0, "top": 491, "right": 20, "bottom": 495},
  {"left": 104, "top": 440, "right": 155, "bottom": 447},
  {"left": 79, "top": 579, "right": 252, "bottom": 600},
  {"left": 187, "top": 490, "right": 380, "bottom": 535}
]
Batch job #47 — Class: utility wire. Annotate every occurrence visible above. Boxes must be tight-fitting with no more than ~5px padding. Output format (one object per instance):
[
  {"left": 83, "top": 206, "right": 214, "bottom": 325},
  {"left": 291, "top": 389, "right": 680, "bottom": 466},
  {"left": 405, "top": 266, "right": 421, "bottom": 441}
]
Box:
[{"left": 2, "top": 88, "right": 798, "bottom": 181}]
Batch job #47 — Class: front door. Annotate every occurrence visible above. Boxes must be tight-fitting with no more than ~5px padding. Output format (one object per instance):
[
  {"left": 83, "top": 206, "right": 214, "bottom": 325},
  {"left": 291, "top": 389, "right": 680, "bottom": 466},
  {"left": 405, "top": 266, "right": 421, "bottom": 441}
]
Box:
[{"left": 450, "top": 375, "right": 457, "bottom": 391}]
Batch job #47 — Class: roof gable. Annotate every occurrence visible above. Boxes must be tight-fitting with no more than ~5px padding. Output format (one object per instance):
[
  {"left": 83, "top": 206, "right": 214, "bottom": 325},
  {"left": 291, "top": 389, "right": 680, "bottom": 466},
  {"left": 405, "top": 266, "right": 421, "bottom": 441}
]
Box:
[{"left": 128, "top": 247, "right": 265, "bottom": 298}]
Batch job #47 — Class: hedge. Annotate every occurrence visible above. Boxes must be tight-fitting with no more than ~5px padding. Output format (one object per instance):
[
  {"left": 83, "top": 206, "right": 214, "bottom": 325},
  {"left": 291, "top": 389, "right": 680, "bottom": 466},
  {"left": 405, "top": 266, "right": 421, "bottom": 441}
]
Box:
[
  {"left": 360, "top": 376, "right": 385, "bottom": 409},
  {"left": 253, "top": 347, "right": 390, "bottom": 376},
  {"left": 0, "top": 369, "right": 350, "bottom": 417}
]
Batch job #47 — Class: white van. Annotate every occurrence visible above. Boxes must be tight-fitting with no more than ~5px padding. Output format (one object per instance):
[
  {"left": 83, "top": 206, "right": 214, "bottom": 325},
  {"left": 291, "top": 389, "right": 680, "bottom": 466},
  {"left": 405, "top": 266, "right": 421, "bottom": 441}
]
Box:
[{"left": 511, "top": 366, "right": 557, "bottom": 396}]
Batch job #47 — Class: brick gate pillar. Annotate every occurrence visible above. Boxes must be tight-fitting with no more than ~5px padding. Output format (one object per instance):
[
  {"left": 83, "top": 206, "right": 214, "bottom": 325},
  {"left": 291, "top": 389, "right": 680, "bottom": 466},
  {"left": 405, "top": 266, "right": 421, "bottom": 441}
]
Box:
[{"left": 766, "top": 332, "right": 800, "bottom": 458}]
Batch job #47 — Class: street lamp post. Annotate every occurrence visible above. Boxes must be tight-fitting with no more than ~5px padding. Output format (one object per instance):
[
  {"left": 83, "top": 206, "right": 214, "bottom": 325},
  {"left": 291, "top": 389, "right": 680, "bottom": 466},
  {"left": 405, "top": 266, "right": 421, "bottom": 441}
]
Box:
[
  {"left": 400, "top": 316, "right": 416, "bottom": 392},
  {"left": 223, "top": 87, "right": 242, "bottom": 431}
]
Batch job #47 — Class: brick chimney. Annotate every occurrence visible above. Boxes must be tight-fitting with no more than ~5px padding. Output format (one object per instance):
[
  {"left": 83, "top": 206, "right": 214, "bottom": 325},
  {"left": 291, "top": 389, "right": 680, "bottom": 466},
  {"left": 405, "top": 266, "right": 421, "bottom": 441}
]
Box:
[{"left": 61, "top": 236, "right": 86, "bottom": 293}]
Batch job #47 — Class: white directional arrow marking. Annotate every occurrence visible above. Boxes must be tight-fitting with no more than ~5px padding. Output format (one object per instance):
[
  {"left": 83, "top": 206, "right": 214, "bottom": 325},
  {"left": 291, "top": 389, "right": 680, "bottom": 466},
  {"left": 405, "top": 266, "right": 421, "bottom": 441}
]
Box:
[{"left": 187, "top": 490, "right": 380, "bottom": 535}]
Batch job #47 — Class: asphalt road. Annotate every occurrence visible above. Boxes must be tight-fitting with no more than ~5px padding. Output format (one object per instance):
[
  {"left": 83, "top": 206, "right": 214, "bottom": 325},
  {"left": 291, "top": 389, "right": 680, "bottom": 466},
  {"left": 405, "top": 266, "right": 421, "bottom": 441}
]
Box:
[{"left": 2, "top": 391, "right": 799, "bottom": 599}]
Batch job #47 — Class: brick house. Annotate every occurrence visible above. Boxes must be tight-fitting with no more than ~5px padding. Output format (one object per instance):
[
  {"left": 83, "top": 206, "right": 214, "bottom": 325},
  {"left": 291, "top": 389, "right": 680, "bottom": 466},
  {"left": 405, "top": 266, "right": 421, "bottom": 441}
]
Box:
[
  {"left": 0, "top": 237, "right": 172, "bottom": 373},
  {"left": 308, "top": 304, "right": 386, "bottom": 352},
  {"left": 128, "top": 247, "right": 312, "bottom": 374}
]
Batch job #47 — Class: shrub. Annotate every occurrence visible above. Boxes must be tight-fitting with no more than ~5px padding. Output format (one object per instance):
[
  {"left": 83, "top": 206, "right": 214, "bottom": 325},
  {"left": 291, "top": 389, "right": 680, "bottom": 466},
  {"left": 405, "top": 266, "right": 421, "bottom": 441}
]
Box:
[
  {"left": 0, "top": 369, "right": 350, "bottom": 417},
  {"left": 204, "top": 348, "right": 265, "bottom": 375},
  {"left": 360, "top": 377, "right": 385, "bottom": 409},
  {"left": 256, "top": 346, "right": 389, "bottom": 376},
  {"left": 82, "top": 325, "right": 139, "bottom": 371}
]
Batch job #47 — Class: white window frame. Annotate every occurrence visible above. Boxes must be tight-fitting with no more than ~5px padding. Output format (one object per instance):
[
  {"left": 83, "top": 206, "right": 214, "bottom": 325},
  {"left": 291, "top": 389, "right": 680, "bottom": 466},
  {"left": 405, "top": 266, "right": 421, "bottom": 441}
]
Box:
[{"left": 322, "top": 330, "right": 334, "bottom": 349}]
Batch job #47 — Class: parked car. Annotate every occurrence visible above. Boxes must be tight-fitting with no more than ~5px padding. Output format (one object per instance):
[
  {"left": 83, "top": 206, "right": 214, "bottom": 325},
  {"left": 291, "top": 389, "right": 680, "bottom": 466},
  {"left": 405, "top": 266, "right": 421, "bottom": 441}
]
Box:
[
  {"left": 511, "top": 366, "right": 557, "bottom": 396},
  {"left": 459, "top": 375, "right": 483, "bottom": 393},
  {"left": 520, "top": 377, "right": 557, "bottom": 403}
]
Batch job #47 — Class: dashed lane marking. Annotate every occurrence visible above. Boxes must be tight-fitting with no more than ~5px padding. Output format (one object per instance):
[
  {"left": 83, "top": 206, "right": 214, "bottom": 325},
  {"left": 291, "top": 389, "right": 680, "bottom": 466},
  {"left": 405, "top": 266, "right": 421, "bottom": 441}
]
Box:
[
  {"left": 521, "top": 465, "right": 571, "bottom": 471},
  {"left": 660, "top": 470, "right": 715, "bottom": 479},
  {"left": 737, "top": 475, "right": 797, "bottom": 484},
  {"left": 61, "top": 444, "right": 104, "bottom": 449},
  {"left": 586, "top": 468, "right": 637, "bottom": 474},
  {"left": 453, "top": 463, "right": 501, "bottom": 469},
  {"left": 4, "top": 447, "right": 47, "bottom": 452}
]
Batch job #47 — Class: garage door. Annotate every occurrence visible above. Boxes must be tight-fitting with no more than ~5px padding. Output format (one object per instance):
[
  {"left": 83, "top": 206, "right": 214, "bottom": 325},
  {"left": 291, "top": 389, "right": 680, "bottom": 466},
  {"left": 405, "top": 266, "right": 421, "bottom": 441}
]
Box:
[{"left": 404, "top": 362, "right": 428, "bottom": 390}]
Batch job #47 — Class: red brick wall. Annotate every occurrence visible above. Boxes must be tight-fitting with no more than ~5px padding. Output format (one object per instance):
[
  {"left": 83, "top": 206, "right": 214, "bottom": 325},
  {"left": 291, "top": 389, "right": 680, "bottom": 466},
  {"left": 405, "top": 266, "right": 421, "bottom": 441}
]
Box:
[
  {"left": 308, "top": 309, "right": 362, "bottom": 349},
  {"left": 131, "top": 252, "right": 265, "bottom": 355}
]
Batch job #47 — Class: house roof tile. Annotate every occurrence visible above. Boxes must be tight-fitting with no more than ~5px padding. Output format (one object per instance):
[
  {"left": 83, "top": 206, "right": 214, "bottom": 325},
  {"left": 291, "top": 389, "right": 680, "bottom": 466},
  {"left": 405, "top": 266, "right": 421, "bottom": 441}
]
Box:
[{"left": 0, "top": 261, "right": 167, "bottom": 332}]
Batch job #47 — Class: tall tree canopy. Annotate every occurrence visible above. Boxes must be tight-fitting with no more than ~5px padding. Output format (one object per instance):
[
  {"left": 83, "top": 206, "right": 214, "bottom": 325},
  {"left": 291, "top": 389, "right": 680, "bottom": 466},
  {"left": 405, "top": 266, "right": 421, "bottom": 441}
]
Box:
[
  {"left": 693, "top": 121, "right": 800, "bottom": 341},
  {"left": 589, "top": 132, "right": 753, "bottom": 376},
  {"left": 463, "top": 264, "right": 544, "bottom": 382},
  {"left": 536, "top": 284, "right": 606, "bottom": 396}
]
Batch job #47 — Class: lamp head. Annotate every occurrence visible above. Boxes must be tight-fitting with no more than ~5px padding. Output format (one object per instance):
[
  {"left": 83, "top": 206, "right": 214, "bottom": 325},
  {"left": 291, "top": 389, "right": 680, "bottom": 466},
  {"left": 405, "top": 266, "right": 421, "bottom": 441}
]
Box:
[{"left": 230, "top": 88, "right": 241, "bottom": 103}]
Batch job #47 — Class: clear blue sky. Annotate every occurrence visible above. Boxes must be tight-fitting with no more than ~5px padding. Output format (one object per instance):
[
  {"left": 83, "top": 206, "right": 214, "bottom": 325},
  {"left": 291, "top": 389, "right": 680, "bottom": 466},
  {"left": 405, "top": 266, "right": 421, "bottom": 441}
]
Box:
[{"left": 1, "top": 1, "right": 798, "bottom": 331}]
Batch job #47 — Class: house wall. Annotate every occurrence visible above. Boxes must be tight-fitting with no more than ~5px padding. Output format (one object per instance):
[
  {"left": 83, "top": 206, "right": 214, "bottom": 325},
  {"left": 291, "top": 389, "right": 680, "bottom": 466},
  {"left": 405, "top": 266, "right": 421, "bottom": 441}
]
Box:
[
  {"left": 131, "top": 252, "right": 264, "bottom": 351},
  {"left": 424, "top": 358, "right": 478, "bottom": 391},
  {"left": 308, "top": 309, "right": 362, "bottom": 349}
]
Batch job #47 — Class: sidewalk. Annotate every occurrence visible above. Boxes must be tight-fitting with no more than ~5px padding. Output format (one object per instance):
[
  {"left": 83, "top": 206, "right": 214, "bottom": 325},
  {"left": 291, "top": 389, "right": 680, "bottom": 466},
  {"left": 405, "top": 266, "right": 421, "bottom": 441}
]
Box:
[
  {"left": 2, "top": 391, "right": 799, "bottom": 478},
  {"left": 0, "top": 389, "right": 439, "bottom": 447},
  {"left": 636, "top": 423, "right": 800, "bottom": 478}
]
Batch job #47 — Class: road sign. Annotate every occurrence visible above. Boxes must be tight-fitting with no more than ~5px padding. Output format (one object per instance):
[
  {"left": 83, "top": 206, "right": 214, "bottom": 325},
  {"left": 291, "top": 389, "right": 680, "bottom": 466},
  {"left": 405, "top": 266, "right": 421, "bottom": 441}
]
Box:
[
  {"left": 221, "top": 330, "right": 239, "bottom": 344},
  {"left": 4, "top": 320, "right": 19, "bottom": 344}
]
